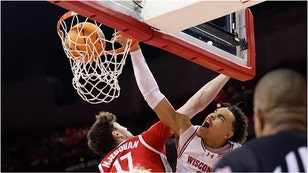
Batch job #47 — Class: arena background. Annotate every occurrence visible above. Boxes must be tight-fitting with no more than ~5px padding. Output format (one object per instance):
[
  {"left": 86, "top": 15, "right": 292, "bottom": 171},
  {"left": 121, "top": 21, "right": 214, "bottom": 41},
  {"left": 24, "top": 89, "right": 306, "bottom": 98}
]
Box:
[{"left": 2, "top": 1, "right": 307, "bottom": 172}]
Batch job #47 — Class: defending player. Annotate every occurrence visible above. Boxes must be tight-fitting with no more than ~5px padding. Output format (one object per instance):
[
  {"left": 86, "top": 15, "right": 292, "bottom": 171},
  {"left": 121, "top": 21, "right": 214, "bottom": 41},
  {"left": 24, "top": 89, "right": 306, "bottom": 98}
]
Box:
[
  {"left": 88, "top": 112, "right": 173, "bottom": 172},
  {"left": 127, "top": 34, "right": 248, "bottom": 172}
]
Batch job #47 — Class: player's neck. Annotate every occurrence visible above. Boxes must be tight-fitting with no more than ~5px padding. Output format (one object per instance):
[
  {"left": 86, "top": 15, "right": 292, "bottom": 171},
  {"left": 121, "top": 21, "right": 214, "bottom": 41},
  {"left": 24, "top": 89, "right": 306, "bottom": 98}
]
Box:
[{"left": 202, "top": 137, "right": 227, "bottom": 149}]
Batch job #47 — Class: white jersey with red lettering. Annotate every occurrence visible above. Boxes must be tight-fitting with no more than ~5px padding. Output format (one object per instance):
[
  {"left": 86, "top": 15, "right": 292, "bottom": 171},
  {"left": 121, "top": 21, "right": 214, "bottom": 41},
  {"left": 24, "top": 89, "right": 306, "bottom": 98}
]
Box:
[
  {"left": 176, "top": 125, "right": 241, "bottom": 173},
  {"left": 98, "top": 121, "right": 173, "bottom": 173}
]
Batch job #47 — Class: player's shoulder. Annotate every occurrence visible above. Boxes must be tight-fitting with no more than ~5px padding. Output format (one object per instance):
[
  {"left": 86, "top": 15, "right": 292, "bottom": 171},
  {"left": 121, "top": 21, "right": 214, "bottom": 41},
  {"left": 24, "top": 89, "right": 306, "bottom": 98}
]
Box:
[
  {"left": 181, "top": 125, "right": 199, "bottom": 138},
  {"left": 223, "top": 138, "right": 262, "bottom": 158},
  {"left": 228, "top": 141, "right": 241, "bottom": 149}
]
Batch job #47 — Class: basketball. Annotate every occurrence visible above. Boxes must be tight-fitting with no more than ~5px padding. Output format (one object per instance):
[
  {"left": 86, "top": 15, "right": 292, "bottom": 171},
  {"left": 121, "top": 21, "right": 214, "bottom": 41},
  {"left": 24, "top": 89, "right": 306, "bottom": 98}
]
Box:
[{"left": 66, "top": 22, "right": 105, "bottom": 63}]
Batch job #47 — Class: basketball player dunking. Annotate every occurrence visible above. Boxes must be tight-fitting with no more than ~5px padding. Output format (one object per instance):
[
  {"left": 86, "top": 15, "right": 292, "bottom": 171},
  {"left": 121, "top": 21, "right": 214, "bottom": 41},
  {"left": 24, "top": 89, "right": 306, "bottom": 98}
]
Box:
[
  {"left": 125, "top": 33, "right": 249, "bottom": 172},
  {"left": 88, "top": 33, "right": 241, "bottom": 173}
]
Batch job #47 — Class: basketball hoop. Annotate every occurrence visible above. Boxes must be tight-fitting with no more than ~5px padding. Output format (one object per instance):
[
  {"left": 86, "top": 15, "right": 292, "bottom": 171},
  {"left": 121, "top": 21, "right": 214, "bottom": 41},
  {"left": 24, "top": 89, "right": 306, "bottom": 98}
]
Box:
[{"left": 57, "top": 11, "right": 134, "bottom": 104}]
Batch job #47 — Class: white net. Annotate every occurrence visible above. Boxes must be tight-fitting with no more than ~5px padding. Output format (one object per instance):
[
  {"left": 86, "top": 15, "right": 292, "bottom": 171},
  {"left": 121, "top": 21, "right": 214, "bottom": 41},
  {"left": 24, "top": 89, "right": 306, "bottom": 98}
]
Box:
[{"left": 57, "top": 11, "right": 133, "bottom": 104}]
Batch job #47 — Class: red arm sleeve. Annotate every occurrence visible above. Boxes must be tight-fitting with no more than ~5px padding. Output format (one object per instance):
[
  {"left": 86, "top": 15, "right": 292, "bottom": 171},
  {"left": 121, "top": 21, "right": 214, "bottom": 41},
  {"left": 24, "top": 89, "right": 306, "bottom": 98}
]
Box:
[{"left": 141, "top": 121, "right": 173, "bottom": 154}]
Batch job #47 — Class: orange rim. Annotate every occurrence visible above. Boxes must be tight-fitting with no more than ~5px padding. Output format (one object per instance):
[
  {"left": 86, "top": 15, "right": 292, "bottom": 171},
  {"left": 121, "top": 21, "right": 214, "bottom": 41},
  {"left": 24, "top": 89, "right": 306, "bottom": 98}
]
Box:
[{"left": 57, "top": 11, "right": 134, "bottom": 55}]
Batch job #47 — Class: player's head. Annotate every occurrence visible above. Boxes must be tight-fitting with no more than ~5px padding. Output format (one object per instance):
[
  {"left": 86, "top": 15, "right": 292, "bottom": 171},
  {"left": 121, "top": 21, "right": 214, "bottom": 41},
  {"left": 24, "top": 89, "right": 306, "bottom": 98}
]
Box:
[
  {"left": 198, "top": 103, "right": 248, "bottom": 146},
  {"left": 87, "top": 111, "right": 133, "bottom": 156},
  {"left": 226, "top": 103, "right": 248, "bottom": 143},
  {"left": 253, "top": 68, "right": 307, "bottom": 137}
]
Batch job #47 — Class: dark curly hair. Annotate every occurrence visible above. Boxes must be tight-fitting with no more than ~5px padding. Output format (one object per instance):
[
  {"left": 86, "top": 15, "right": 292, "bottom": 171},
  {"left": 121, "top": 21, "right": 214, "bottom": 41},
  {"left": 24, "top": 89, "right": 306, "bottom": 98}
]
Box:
[
  {"left": 87, "top": 111, "right": 118, "bottom": 156},
  {"left": 223, "top": 103, "right": 248, "bottom": 144}
]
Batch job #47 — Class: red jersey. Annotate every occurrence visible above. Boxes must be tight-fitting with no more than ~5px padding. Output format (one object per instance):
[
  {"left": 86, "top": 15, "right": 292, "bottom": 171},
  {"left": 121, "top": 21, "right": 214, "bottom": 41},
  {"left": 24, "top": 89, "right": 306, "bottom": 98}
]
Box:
[{"left": 98, "top": 121, "right": 173, "bottom": 172}]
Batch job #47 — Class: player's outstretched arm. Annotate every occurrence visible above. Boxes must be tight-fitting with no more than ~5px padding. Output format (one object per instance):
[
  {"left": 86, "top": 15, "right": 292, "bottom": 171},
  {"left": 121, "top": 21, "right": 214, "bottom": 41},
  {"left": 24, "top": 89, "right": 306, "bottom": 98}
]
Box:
[
  {"left": 125, "top": 33, "right": 230, "bottom": 136},
  {"left": 177, "top": 74, "right": 230, "bottom": 119},
  {"left": 130, "top": 43, "right": 191, "bottom": 136}
]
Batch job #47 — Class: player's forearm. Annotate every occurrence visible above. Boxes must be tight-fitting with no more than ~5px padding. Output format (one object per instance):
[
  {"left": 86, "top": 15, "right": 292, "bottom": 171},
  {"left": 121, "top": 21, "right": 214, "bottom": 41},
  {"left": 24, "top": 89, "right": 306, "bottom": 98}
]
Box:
[
  {"left": 177, "top": 74, "right": 230, "bottom": 119},
  {"left": 130, "top": 48, "right": 189, "bottom": 134},
  {"left": 130, "top": 48, "right": 165, "bottom": 109}
]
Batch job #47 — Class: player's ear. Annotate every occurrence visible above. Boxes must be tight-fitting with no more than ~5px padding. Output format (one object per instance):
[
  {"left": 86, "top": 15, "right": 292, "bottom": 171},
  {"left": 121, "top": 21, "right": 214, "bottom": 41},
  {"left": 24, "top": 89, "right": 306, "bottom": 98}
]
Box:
[
  {"left": 112, "top": 130, "right": 124, "bottom": 139},
  {"left": 112, "top": 130, "right": 120, "bottom": 137},
  {"left": 225, "top": 131, "right": 234, "bottom": 140},
  {"left": 254, "top": 108, "right": 265, "bottom": 137},
  {"left": 257, "top": 110, "right": 265, "bottom": 128}
]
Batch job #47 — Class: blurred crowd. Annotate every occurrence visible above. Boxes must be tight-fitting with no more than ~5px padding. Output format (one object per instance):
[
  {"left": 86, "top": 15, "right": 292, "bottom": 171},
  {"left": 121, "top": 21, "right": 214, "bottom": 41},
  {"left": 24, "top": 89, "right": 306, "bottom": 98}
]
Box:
[{"left": 2, "top": 125, "right": 100, "bottom": 172}]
